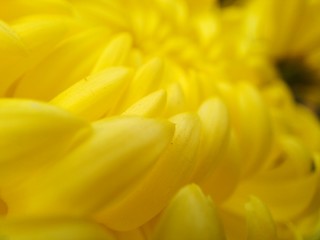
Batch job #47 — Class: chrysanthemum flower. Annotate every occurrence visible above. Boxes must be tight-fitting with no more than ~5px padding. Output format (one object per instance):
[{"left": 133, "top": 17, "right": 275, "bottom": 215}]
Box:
[
  {"left": 220, "top": 0, "right": 320, "bottom": 114},
  {"left": 0, "top": 0, "right": 319, "bottom": 239}
]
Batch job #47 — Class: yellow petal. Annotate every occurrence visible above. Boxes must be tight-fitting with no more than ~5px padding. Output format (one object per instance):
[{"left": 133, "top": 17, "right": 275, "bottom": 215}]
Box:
[
  {"left": 0, "top": 20, "right": 27, "bottom": 95},
  {"left": 298, "top": 155, "right": 320, "bottom": 236},
  {"left": 151, "top": 184, "right": 226, "bottom": 240},
  {"left": 0, "top": 0, "right": 72, "bottom": 21},
  {"left": 92, "top": 32, "right": 132, "bottom": 73},
  {"left": 223, "top": 170, "right": 319, "bottom": 222},
  {"left": 0, "top": 20, "right": 26, "bottom": 61},
  {"left": 163, "top": 83, "right": 186, "bottom": 117},
  {"left": 12, "top": 15, "right": 68, "bottom": 52},
  {"left": 0, "top": 99, "right": 89, "bottom": 168},
  {"left": 265, "top": 0, "right": 306, "bottom": 56},
  {"left": 192, "top": 97, "right": 230, "bottom": 180},
  {"left": 217, "top": 82, "right": 273, "bottom": 176},
  {"left": 94, "top": 113, "right": 201, "bottom": 230},
  {"left": 115, "top": 57, "right": 164, "bottom": 112},
  {"left": 122, "top": 89, "right": 167, "bottom": 117},
  {"left": 274, "top": 136, "right": 313, "bottom": 178},
  {"left": 200, "top": 131, "right": 242, "bottom": 204},
  {"left": 51, "top": 67, "right": 131, "bottom": 121},
  {"left": 0, "top": 15, "right": 69, "bottom": 96},
  {"left": 242, "top": 0, "right": 278, "bottom": 57},
  {"left": 70, "top": 0, "right": 129, "bottom": 29},
  {"left": 245, "top": 196, "right": 278, "bottom": 240},
  {"left": 4, "top": 116, "right": 174, "bottom": 217},
  {"left": 0, "top": 218, "right": 116, "bottom": 240},
  {"left": 290, "top": 106, "right": 320, "bottom": 153},
  {"left": 176, "top": 69, "right": 202, "bottom": 110},
  {"left": 14, "top": 28, "right": 108, "bottom": 100},
  {"left": 129, "top": 2, "right": 162, "bottom": 44},
  {"left": 290, "top": 1, "right": 320, "bottom": 54}
]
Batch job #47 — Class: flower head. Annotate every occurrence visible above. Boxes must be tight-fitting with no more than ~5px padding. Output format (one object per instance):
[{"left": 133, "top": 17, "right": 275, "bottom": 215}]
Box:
[{"left": 0, "top": 0, "right": 320, "bottom": 239}]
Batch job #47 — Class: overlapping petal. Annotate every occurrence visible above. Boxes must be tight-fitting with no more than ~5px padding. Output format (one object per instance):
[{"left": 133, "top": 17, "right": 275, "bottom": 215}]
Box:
[
  {"left": 0, "top": 0, "right": 319, "bottom": 239},
  {"left": 151, "top": 184, "right": 226, "bottom": 240},
  {"left": 2, "top": 116, "right": 174, "bottom": 218}
]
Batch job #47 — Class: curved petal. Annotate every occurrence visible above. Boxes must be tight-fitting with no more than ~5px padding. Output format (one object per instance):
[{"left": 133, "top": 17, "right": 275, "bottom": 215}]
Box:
[
  {"left": 0, "top": 99, "right": 89, "bottom": 169},
  {"left": 192, "top": 97, "right": 230, "bottom": 180},
  {"left": 151, "top": 184, "right": 226, "bottom": 240},
  {"left": 3, "top": 116, "right": 174, "bottom": 217},
  {"left": 115, "top": 57, "right": 164, "bottom": 112},
  {"left": 92, "top": 32, "right": 132, "bottom": 73},
  {"left": 51, "top": 67, "right": 131, "bottom": 120},
  {"left": 123, "top": 89, "right": 167, "bottom": 117},
  {"left": 95, "top": 113, "right": 201, "bottom": 230},
  {"left": 14, "top": 28, "right": 108, "bottom": 100},
  {"left": 245, "top": 196, "right": 278, "bottom": 240},
  {"left": 200, "top": 131, "right": 242, "bottom": 204}
]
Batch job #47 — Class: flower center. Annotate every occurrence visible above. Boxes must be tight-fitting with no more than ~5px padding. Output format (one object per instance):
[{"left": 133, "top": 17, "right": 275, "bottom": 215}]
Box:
[{"left": 276, "top": 58, "right": 320, "bottom": 117}]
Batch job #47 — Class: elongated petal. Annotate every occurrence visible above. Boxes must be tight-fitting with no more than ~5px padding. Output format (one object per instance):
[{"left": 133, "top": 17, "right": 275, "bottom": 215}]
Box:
[
  {"left": 0, "top": 99, "right": 89, "bottom": 167},
  {"left": 3, "top": 116, "right": 174, "bottom": 217},
  {"left": 152, "top": 184, "right": 226, "bottom": 240},
  {"left": 0, "top": 0, "right": 72, "bottom": 21},
  {"left": 245, "top": 196, "right": 278, "bottom": 240},
  {"left": 12, "top": 14, "right": 68, "bottom": 55},
  {"left": 116, "top": 57, "right": 164, "bottom": 112},
  {"left": 95, "top": 113, "right": 201, "bottom": 230},
  {"left": 0, "top": 20, "right": 27, "bottom": 95},
  {"left": 242, "top": 0, "right": 278, "bottom": 57},
  {"left": 217, "top": 82, "right": 273, "bottom": 176},
  {"left": 0, "top": 218, "right": 116, "bottom": 240},
  {"left": 0, "top": 20, "right": 26, "bottom": 60},
  {"left": 246, "top": 0, "right": 305, "bottom": 57},
  {"left": 123, "top": 89, "right": 167, "bottom": 117},
  {"left": 1, "top": 15, "right": 69, "bottom": 96},
  {"left": 92, "top": 32, "right": 132, "bottom": 73},
  {"left": 284, "top": 0, "right": 320, "bottom": 54},
  {"left": 163, "top": 83, "right": 186, "bottom": 117},
  {"left": 14, "top": 28, "right": 108, "bottom": 100},
  {"left": 273, "top": 0, "right": 306, "bottom": 56},
  {"left": 192, "top": 97, "right": 230, "bottom": 180},
  {"left": 223, "top": 169, "right": 319, "bottom": 223},
  {"left": 200, "top": 131, "right": 242, "bottom": 204},
  {"left": 51, "top": 67, "right": 131, "bottom": 120},
  {"left": 71, "top": 0, "right": 129, "bottom": 29}
]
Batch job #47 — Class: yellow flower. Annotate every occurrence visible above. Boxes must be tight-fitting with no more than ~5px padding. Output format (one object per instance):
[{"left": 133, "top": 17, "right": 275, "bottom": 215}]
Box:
[
  {"left": 221, "top": 0, "right": 320, "bottom": 114},
  {"left": 0, "top": 0, "right": 319, "bottom": 240}
]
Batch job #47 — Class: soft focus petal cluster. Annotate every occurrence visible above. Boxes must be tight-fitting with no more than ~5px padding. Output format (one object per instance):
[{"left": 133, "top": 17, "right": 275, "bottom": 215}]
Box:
[{"left": 0, "top": 0, "right": 320, "bottom": 239}]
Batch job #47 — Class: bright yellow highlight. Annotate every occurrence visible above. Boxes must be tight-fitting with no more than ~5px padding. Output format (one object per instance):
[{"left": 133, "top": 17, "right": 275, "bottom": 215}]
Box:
[{"left": 0, "top": 0, "right": 320, "bottom": 239}]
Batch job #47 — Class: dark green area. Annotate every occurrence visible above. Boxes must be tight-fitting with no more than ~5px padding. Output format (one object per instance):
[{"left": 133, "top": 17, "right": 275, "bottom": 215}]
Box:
[
  {"left": 276, "top": 58, "right": 314, "bottom": 91},
  {"left": 276, "top": 58, "right": 320, "bottom": 117}
]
